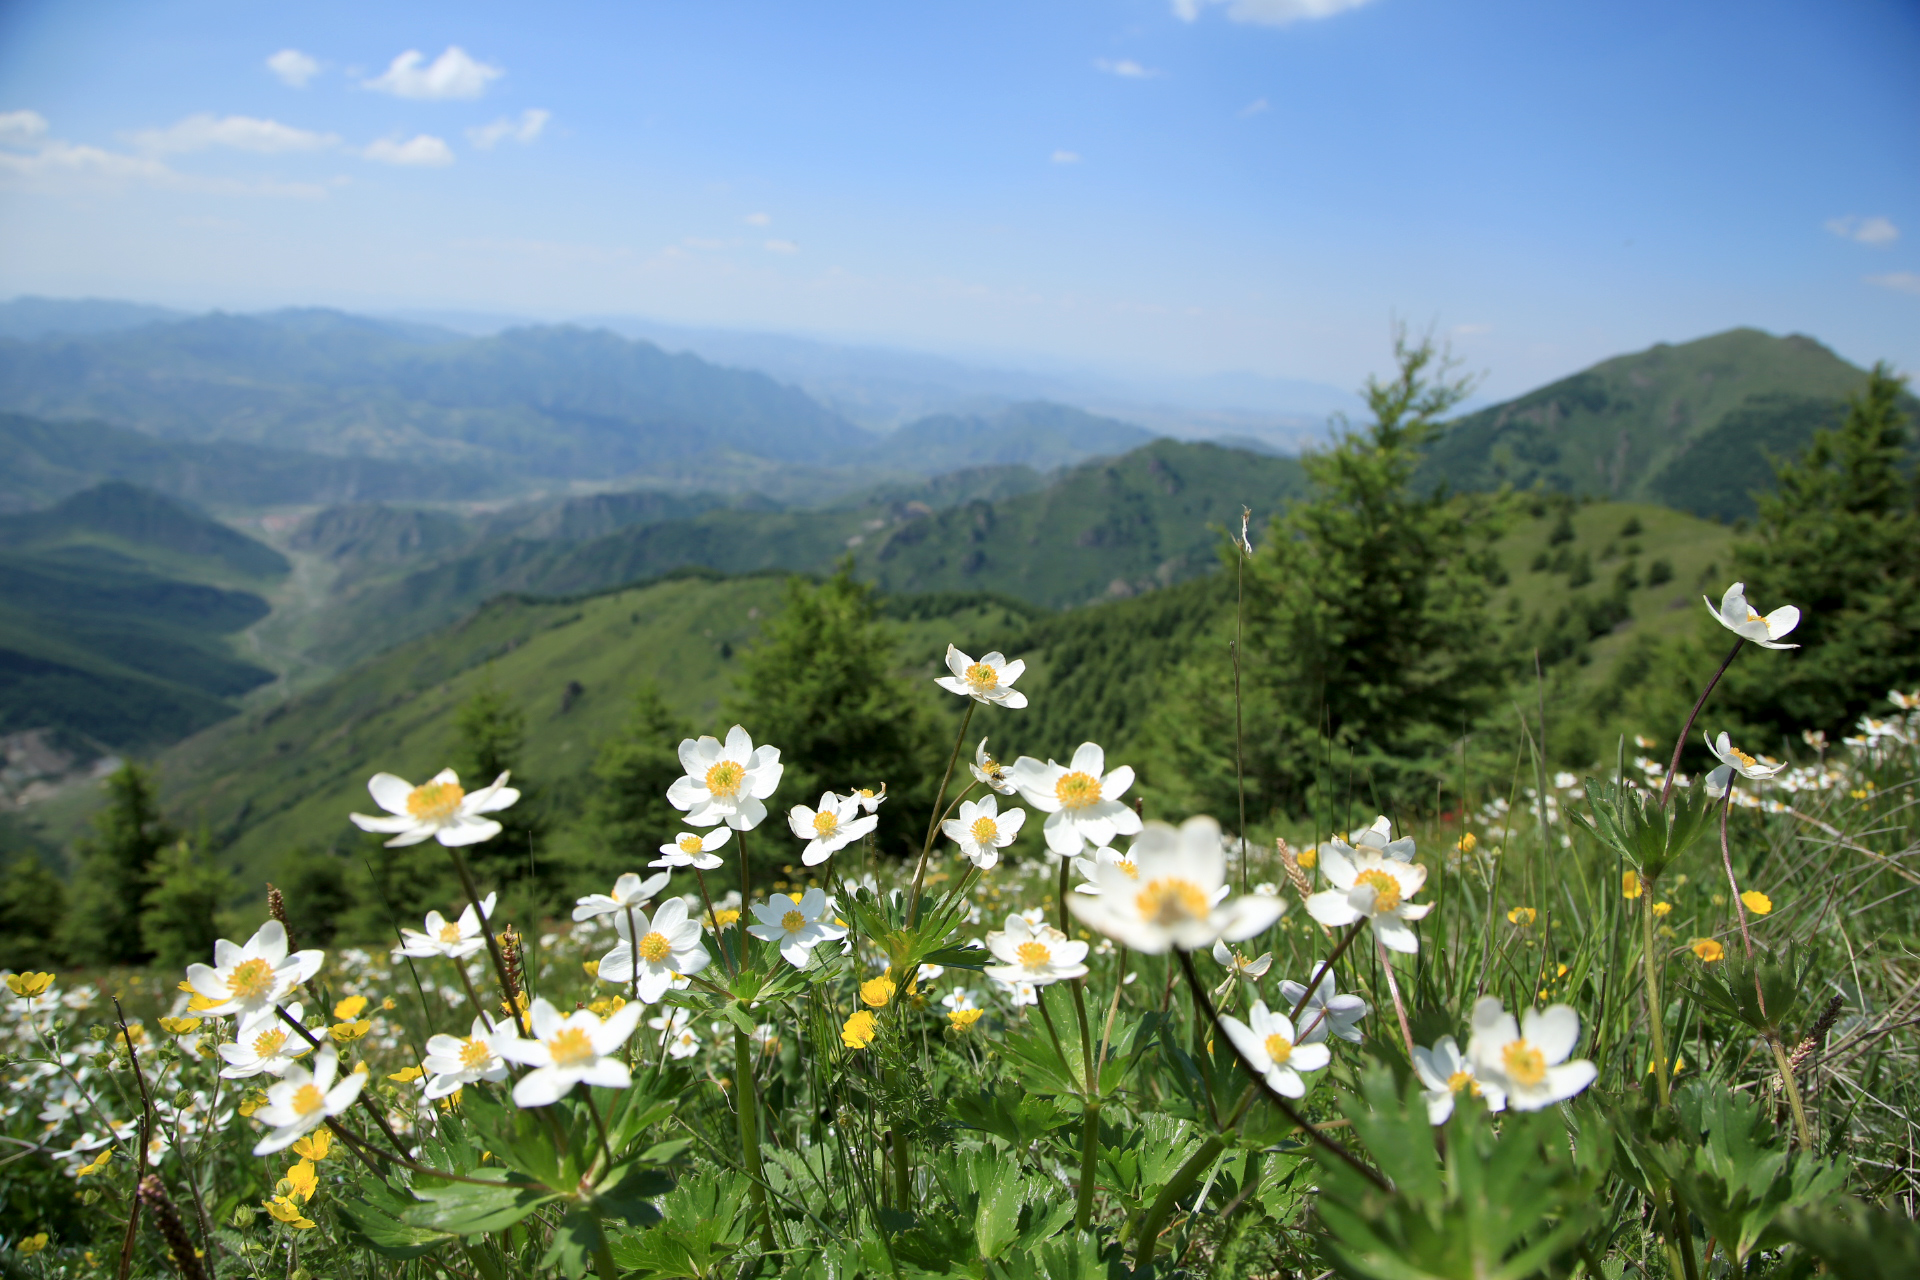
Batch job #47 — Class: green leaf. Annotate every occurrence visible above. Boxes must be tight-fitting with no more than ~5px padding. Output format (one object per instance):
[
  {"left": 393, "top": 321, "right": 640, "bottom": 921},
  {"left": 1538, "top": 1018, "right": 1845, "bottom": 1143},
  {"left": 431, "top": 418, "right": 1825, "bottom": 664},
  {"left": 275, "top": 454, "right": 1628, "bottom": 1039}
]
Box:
[
  {"left": 404, "top": 1168, "right": 560, "bottom": 1235},
  {"left": 540, "top": 1206, "right": 605, "bottom": 1280},
  {"left": 335, "top": 1176, "right": 458, "bottom": 1261}
]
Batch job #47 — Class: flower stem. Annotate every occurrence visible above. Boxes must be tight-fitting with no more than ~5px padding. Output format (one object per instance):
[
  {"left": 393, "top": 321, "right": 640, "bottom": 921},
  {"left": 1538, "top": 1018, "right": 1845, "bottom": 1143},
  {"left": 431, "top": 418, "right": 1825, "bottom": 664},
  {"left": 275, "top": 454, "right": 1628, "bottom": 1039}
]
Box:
[
  {"left": 1134, "top": 1133, "right": 1224, "bottom": 1265},
  {"left": 737, "top": 826, "right": 754, "bottom": 963},
  {"left": 732, "top": 1025, "right": 774, "bottom": 1247},
  {"left": 1640, "top": 888, "right": 1671, "bottom": 1107},
  {"left": 1767, "top": 1032, "right": 1814, "bottom": 1150},
  {"left": 1072, "top": 977, "right": 1102, "bottom": 1228},
  {"left": 1288, "top": 920, "right": 1367, "bottom": 1025},
  {"left": 1056, "top": 855, "right": 1072, "bottom": 935},
  {"left": 1375, "top": 939, "right": 1417, "bottom": 1061},
  {"left": 909, "top": 701, "right": 976, "bottom": 921},
  {"left": 1233, "top": 536, "right": 1249, "bottom": 896},
  {"left": 691, "top": 866, "right": 735, "bottom": 979},
  {"left": 445, "top": 846, "right": 530, "bottom": 1038},
  {"left": 1661, "top": 638, "right": 1744, "bottom": 808}
]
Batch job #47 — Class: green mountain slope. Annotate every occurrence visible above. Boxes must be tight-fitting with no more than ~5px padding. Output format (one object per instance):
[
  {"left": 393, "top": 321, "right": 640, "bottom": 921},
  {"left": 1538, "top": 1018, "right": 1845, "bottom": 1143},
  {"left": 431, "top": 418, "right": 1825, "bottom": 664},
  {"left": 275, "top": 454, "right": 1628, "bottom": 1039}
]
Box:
[
  {"left": 1419, "top": 329, "right": 1883, "bottom": 516},
  {"left": 0, "top": 481, "right": 289, "bottom": 581},
  {"left": 867, "top": 402, "right": 1154, "bottom": 473}
]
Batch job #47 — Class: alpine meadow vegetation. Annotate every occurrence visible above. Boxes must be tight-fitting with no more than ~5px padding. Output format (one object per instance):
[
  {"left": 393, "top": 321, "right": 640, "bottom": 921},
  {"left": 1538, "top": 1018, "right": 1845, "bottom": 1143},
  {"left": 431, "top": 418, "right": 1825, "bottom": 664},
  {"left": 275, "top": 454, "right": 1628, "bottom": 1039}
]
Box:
[{"left": 5, "top": 352, "right": 1919, "bottom": 1279}]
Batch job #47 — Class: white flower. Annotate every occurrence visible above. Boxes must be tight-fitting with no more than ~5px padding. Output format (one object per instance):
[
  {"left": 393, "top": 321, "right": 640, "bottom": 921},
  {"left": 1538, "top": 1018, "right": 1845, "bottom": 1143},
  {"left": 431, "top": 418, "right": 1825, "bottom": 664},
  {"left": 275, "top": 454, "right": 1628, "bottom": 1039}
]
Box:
[
  {"left": 1072, "top": 844, "right": 1138, "bottom": 895},
  {"left": 186, "top": 921, "right": 324, "bottom": 1020},
  {"left": 848, "top": 784, "right": 888, "bottom": 814},
  {"left": 746, "top": 888, "right": 848, "bottom": 968},
  {"left": 1069, "top": 816, "right": 1285, "bottom": 954},
  {"left": 1277, "top": 970, "right": 1369, "bottom": 1044},
  {"left": 350, "top": 768, "right": 520, "bottom": 847},
  {"left": 983, "top": 915, "right": 1089, "bottom": 987},
  {"left": 1211, "top": 938, "right": 1273, "bottom": 984},
  {"left": 993, "top": 977, "right": 1039, "bottom": 1008},
  {"left": 787, "top": 791, "right": 877, "bottom": 866},
  {"left": 218, "top": 1003, "right": 315, "bottom": 1079},
  {"left": 1412, "top": 1035, "right": 1504, "bottom": 1124},
  {"left": 650, "top": 830, "right": 730, "bottom": 872},
  {"left": 496, "top": 998, "right": 645, "bottom": 1107},
  {"left": 935, "top": 645, "right": 1028, "bottom": 708},
  {"left": 650, "top": 1009, "right": 700, "bottom": 1061},
  {"left": 667, "top": 726, "right": 784, "bottom": 830},
  {"left": 1218, "top": 1000, "right": 1331, "bottom": 1098},
  {"left": 395, "top": 894, "right": 497, "bottom": 960},
  {"left": 1703, "top": 731, "right": 1788, "bottom": 797},
  {"left": 942, "top": 795, "right": 1026, "bottom": 869},
  {"left": 420, "top": 1017, "right": 509, "bottom": 1099},
  {"left": 970, "top": 738, "right": 1019, "bottom": 796},
  {"left": 941, "top": 988, "right": 979, "bottom": 1012},
  {"left": 598, "top": 899, "right": 711, "bottom": 1003},
  {"left": 250, "top": 1045, "right": 364, "bottom": 1155},
  {"left": 1703, "top": 581, "right": 1801, "bottom": 649},
  {"left": 1465, "top": 997, "right": 1597, "bottom": 1112},
  {"left": 572, "top": 873, "right": 671, "bottom": 922},
  {"left": 1304, "top": 845, "right": 1432, "bottom": 954},
  {"left": 1320, "top": 815, "right": 1416, "bottom": 867},
  {"left": 1010, "top": 742, "right": 1144, "bottom": 857}
]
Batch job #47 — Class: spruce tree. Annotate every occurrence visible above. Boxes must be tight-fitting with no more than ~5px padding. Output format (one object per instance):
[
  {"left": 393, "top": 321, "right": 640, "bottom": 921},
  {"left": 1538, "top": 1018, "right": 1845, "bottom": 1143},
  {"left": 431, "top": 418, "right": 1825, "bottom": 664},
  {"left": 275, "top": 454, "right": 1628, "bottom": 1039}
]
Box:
[
  {"left": 0, "top": 855, "right": 67, "bottom": 969},
  {"left": 59, "top": 763, "right": 175, "bottom": 965},
  {"left": 576, "top": 685, "right": 693, "bottom": 890},
  {"left": 139, "top": 839, "right": 230, "bottom": 970},
  {"left": 452, "top": 684, "right": 552, "bottom": 904}
]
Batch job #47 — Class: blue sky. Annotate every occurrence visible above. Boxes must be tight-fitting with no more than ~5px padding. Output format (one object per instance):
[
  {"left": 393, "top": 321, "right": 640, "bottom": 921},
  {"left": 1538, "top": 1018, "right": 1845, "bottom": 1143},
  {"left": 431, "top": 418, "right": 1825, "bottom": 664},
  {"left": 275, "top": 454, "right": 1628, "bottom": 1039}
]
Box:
[{"left": 0, "top": 0, "right": 1915, "bottom": 398}]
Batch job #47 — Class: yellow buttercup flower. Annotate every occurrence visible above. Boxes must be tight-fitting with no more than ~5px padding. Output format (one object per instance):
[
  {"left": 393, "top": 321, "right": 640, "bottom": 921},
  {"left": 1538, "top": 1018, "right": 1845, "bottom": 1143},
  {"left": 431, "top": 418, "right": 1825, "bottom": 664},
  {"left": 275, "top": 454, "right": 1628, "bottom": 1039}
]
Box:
[
  {"left": 76, "top": 1149, "right": 112, "bottom": 1178},
  {"left": 1296, "top": 847, "right": 1318, "bottom": 869},
  {"left": 18, "top": 1234, "right": 47, "bottom": 1256},
  {"left": 859, "top": 977, "right": 893, "bottom": 1009},
  {"left": 841, "top": 1010, "right": 877, "bottom": 1049},
  {"left": 388, "top": 1066, "right": 424, "bottom": 1083},
  {"left": 238, "top": 1089, "right": 269, "bottom": 1117},
  {"left": 158, "top": 1016, "right": 202, "bottom": 1036},
  {"left": 1691, "top": 938, "right": 1725, "bottom": 963},
  {"left": 1652, "top": 902, "right": 1672, "bottom": 918},
  {"left": 582, "top": 960, "right": 601, "bottom": 981},
  {"left": 1455, "top": 832, "right": 1477, "bottom": 855},
  {"left": 6, "top": 972, "right": 54, "bottom": 998},
  {"left": 264, "top": 1196, "right": 316, "bottom": 1230},
  {"left": 1622, "top": 870, "right": 1643, "bottom": 900},
  {"left": 329, "top": 1019, "right": 372, "bottom": 1044},
  {"left": 1506, "top": 907, "right": 1536, "bottom": 927},
  {"left": 290, "top": 1130, "right": 332, "bottom": 1162},
  {"left": 1740, "top": 891, "right": 1773, "bottom": 916},
  {"left": 948, "top": 1008, "right": 984, "bottom": 1032},
  {"left": 279, "top": 1160, "right": 318, "bottom": 1204},
  {"left": 332, "top": 996, "right": 368, "bottom": 1020}
]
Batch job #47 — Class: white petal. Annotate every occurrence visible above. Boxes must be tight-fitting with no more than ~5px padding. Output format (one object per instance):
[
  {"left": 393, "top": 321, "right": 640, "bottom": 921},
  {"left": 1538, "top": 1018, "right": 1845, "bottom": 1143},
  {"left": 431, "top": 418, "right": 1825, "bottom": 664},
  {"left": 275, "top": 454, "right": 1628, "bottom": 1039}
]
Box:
[
  {"left": 367, "top": 773, "right": 415, "bottom": 815},
  {"left": 1521, "top": 1004, "right": 1581, "bottom": 1064},
  {"left": 1305, "top": 890, "right": 1358, "bottom": 927},
  {"left": 511, "top": 1066, "right": 572, "bottom": 1108}
]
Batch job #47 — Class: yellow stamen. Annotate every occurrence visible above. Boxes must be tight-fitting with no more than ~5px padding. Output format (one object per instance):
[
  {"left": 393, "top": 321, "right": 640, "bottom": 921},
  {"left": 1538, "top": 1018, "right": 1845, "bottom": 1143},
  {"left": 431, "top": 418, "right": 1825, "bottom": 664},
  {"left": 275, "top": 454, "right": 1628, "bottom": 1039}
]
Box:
[
  {"left": 1015, "top": 941, "right": 1052, "bottom": 970},
  {"left": 1134, "top": 877, "right": 1209, "bottom": 924},
  {"left": 438, "top": 921, "right": 463, "bottom": 942},
  {"left": 704, "top": 760, "right": 745, "bottom": 799},
  {"left": 1501, "top": 1039, "right": 1547, "bottom": 1087},
  {"left": 547, "top": 1027, "right": 596, "bottom": 1068},
  {"left": 460, "top": 1038, "right": 492, "bottom": 1069},
  {"left": 1054, "top": 770, "right": 1102, "bottom": 809},
  {"left": 1446, "top": 1069, "right": 1481, "bottom": 1096},
  {"left": 964, "top": 661, "right": 999, "bottom": 691},
  {"left": 678, "top": 835, "right": 703, "bottom": 853},
  {"left": 292, "top": 1084, "right": 327, "bottom": 1117},
  {"left": 1263, "top": 1033, "right": 1293, "bottom": 1065},
  {"left": 252, "top": 1028, "right": 288, "bottom": 1057},
  {"left": 639, "top": 931, "right": 672, "bottom": 963},
  {"left": 1353, "top": 868, "right": 1402, "bottom": 914},
  {"left": 781, "top": 910, "right": 807, "bottom": 933},
  {"left": 1729, "top": 745, "right": 1757, "bottom": 768},
  {"left": 969, "top": 816, "right": 999, "bottom": 845},
  {"left": 227, "top": 958, "right": 276, "bottom": 1002},
  {"left": 812, "top": 810, "right": 839, "bottom": 837},
  {"left": 406, "top": 780, "right": 465, "bottom": 821}
]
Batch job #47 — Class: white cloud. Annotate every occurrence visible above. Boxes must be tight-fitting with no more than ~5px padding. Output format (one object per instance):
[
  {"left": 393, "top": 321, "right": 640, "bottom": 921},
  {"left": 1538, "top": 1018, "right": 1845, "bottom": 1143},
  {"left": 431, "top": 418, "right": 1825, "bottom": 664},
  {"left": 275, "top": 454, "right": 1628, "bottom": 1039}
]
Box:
[
  {"left": 0, "top": 109, "right": 50, "bottom": 146},
  {"left": 364, "top": 134, "right": 455, "bottom": 166},
  {"left": 467, "top": 108, "right": 550, "bottom": 149},
  {"left": 1239, "top": 98, "right": 1269, "bottom": 116},
  {"left": 1867, "top": 272, "right": 1920, "bottom": 296},
  {"left": 1051, "top": 150, "right": 1081, "bottom": 164},
  {"left": 0, "top": 137, "right": 327, "bottom": 198},
  {"left": 1096, "top": 58, "right": 1160, "bottom": 78},
  {"left": 130, "top": 114, "right": 340, "bottom": 155},
  {"left": 1826, "top": 215, "right": 1898, "bottom": 247},
  {"left": 364, "top": 46, "right": 501, "bottom": 100},
  {"left": 763, "top": 239, "right": 799, "bottom": 253},
  {"left": 742, "top": 212, "right": 771, "bottom": 226},
  {"left": 267, "top": 49, "right": 321, "bottom": 88},
  {"left": 1173, "top": 0, "right": 1375, "bottom": 27}
]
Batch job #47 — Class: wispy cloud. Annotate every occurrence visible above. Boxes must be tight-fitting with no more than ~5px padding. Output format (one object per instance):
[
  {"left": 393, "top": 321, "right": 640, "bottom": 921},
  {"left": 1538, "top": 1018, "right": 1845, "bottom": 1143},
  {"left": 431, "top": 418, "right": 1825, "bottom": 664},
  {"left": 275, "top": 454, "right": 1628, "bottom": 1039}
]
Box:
[
  {"left": 0, "top": 110, "right": 49, "bottom": 146},
  {"left": 742, "top": 212, "right": 772, "bottom": 227},
  {"left": 364, "top": 46, "right": 501, "bottom": 100},
  {"left": 130, "top": 114, "right": 340, "bottom": 155},
  {"left": 1239, "top": 98, "right": 1270, "bottom": 116},
  {"left": 1826, "top": 215, "right": 1898, "bottom": 247},
  {"left": 1867, "top": 272, "right": 1920, "bottom": 296},
  {"left": 267, "top": 49, "right": 321, "bottom": 88},
  {"left": 1051, "top": 150, "right": 1081, "bottom": 165},
  {"left": 0, "top": 124, "right": 328, "bottom": 198},
  {"left": 468, "top": 109, "right": 550, "bottom": 150},
  {"left": 1173, "top": 0, "right": 1375, "bottom": 27},
  {"left": 364, "top": 134, "right": 455, "bottom": 166},
  {"left": 763, "top": 239, "right": 799, "bottom": 254},
  {"left": 1096, "top": 58, "right": 1160, "bottom": 78}
]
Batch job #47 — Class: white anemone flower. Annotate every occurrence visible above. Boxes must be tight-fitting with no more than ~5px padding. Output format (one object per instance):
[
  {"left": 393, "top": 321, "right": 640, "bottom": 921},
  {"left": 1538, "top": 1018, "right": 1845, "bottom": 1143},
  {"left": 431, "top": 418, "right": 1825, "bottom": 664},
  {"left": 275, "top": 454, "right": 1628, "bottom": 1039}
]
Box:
[
  {"left": 848, "top": 784, "right": 888, "bottom": 814},
  {"left": 1072, "top": 844, "right": 1138, "bottom": 895},
  {"left": 667, "top": 726, "right": 784, "bottom": 830},
  {"left": 1304, "top": 845, "right": 1433, "bottom": 954},
  {"left": 496, "top": 997, "right": 646, "bottom": 1107},
  {"left": 218, "top": 1003, "right": 314, "bottom": 1079},
  {"left": 942, "top": 795, "right": 1026, "bottom": 869},
  {"left": 1277, "top": 969, "right": 1371, "bottom": 1044},
  {"left": 395, "top": 893, "right": 497, "bottom": 960},
  {"left": 993, "top": 976, "right": 1040, "bottom": 1008},
  {"left": 788, "top": 791, "right": 877, "bottom": 866},
  {"left": 941, "top": 988, "right": 979, "bottom": 1012},
  {"left": 1703, "top": 731, "right": 1787, "bottom": 798},
  {"left": 1069, "top": 816, "right": 1285, "bottom": 954},
  {"left": 599, "top": 899, "right": 711, "bottom": 1003},
  {"left": 1412, "top": 1035, "right": 1505, "bottom": 1124},
  {"left": 1703, "top": 581, "right": 1801, "bottom": 649},
  {"left": 350, "top": 768, "right": 520, "bottom": 847},
  {"left": 935, "top": 645, "right": 1028, "bottom": 708},
  {"left": 572, "top": 873, "right": 671, "bottom": 922},
  {"left": 250, "top": 1045, "right": 364, "bottom": 1155},
  {"left": 1322, "top": 814, "right": 1417, "bottom": 864},
  {"left": 1211, "top": 938, "right": 1274, "bottom": 986},
  {"left": 420, "top": 1017, "right": 509, "bottom": 1099},
  {"left": 647, "top": 1008, "right": 700, "bottom": 1061},
  {"left": 970, "top": 738, "right": 1019, "bottom": 796},
  {"left": 651, "top": 830, "right": 730, "bottom": 872},
  {"left": 1465, "top": 997, "right": 1597, "bottom": 1111},
  {"left": 186, "top": 921, "right": 324, "bottom": 1020},
  {"left": 746, "top": 888, "right": 848, "bottom": 968},
  {"left": 1010, "top": 742, "right": 1144, "bottom": 857},
  {"left": 982, "top": 915, "right": 1089, "bottom": 987},
  {"left": 1218, "top": 1000, "right": 1331, "bottom": 1099}
]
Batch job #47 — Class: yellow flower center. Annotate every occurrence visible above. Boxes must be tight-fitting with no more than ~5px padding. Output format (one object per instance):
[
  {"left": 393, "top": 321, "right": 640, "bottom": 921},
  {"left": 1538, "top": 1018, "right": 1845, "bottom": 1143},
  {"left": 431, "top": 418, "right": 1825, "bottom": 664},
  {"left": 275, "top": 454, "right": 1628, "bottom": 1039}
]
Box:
[
  {"left": 438, "top": 921, "right": 463, "bottom": 942},
  {"left": 1134, "top": 877, "right": 1209, "bottom": 924},
  {"left": 969, "top": 816, "right": 999, "bottom": 845},
  {"left": 1447, "top": 1069, "right": 1481, "bottom": 1096},
  {"left": 1016, "top": 941, "right": 1052, "bottom": 970},
  {"left": 678, "top": 835, "right": 704, "bottom": 854},
  {"left": 1115, "top": 857, "right": 1140, "bottom": 880},
  {"left": 781, "top": 910, "right": 807, "bottom": 933},
  {"left": 857, "top": 788, "right": 875, "bottom": 799},
  {"left": 406, "top": 780, "right": 465, "bottom": 821},
  {"left": 705, "top": 760, "right": 745, "bottom": 799},
  {"left": 252, "top": 1028, "right": 287, "bottom": 1057},
  {"left": 1501, "top": 1039, "right": 1547, "bottom": 1087},
  {"left": 964, "top": 661, "right": 999, "bottom": 691},
  {"left": 227, "top": 958, "right": 276, "bottom": 1001},
  {"left": 292, "top": 1084, "right": 326, "bottom": 1117},
  {"left": 547, "top": 1027, "right": 596, "bottom": 1068},
  {"left": 459, "top": 1037, "right": 493, "bottom": 1069},
  {"left": 1055, "top": 770, "right": 1102, "bottom": 809},
  {"left": 1264, "top": 1033, "right": 1293, "bottom": 1065},
  {"left": 1354, "top": 869, "right": 1402, "bottom": 914},
  {"left": 639, "top": 931, "right": 672, "bottom": 963},
  {"left": 812, "top": 810, "right": 839, "bottom": 837},
  {"left": 1729, "top": 745, "right": 1756, "bottom": 768}
]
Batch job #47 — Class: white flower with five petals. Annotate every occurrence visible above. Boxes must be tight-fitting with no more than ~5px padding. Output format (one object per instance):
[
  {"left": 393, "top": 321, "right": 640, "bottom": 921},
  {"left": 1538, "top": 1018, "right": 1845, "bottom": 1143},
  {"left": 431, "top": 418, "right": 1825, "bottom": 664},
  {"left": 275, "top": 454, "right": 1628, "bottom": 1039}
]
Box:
[
  {"left": 667, "top": 727, "right": 784, "bottom": 830},
  {"left": 1465, "top": 997, "right": 1597, "bottom": 1112},
  {"left": 1412, "top": 1035, "right": 1505, "bottom": 1124},
  {"left": 983, "top": 915, "right": 1089, "bottom": 987},
  {"left": 1010, "top": 742, "right": 1144, "bottom": 857},
  {"left": 1218, "top": 1001, "right": 1330, "bottom": 1098},
  {"left": 496, "top": 998, "right": 645, "bottom": 1107},
  {"left": 1068, "top": 817, "right": 1286, "bottom": 953},
  {"left": 395, "top": 894, "right": 497, "bottom": 960},
  {"left": 185, "top": 922, "right": 324, "bottom": 1020},
  {"left": 1072, "top": 844, "right": 1138, "bottom": 895},
  {"left": 650, "top": 830, "right": 729, "bottom": 872},
  {"left": 970, "top": 738, "right": 1019, "bottom": 796},
  {"left": 935, "top": 646, "right": 1028, "bottom": 708},
  {"left": 420, "top": 1017, "right": 509, "bottom": 1099},
  {"left": 217, "top": 1003, "right": 314, "bottom": 1079},
  {"left": 599, "top": 899, "right": 711, "bottom": 1003},
  {"left": 572, "top": 874, "right": 670, "bottom": 922},
  {"left": 249, "top": 1045, "right": 363, "bottom": 1155},
  {"left": 1703, "top": 581, "right": 1801, "bottom": 649},
  {"left": 1277, "top": 969, "right": 1370, "bottom": 1044},
  {"left": 1703, "top": 731, "right": 1787, "bottom": 798},
  {"left": 350, "top": 768, "right": 520, "bottom": 847},
  {"left": 942, "top": 795, "right": 1026, "bottom": 869},
  {"left": 1304, "top": 846, "right": 1432, "bottom": 954},
  {"left": 788, "top": 791, "right": 877, "bottom": 866},
  {"left": 746, "top": 888, "right": 847, "bottom": 968}
]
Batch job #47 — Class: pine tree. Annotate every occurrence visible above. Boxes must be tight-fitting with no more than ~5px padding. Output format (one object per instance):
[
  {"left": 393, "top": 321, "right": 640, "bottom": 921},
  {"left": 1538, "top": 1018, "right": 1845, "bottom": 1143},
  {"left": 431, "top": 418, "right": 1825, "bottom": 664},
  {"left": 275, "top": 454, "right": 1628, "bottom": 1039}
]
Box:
[
  {"left": 452, "top": 684, "right": 553, "bottom": 906},
  {"left": 0, "top": 855, "right": 67, "bottom": 969},
  {"left": 1716, "top": 364, "right": 1920, "bottom": 740},
  {"left": 139, "top": 839, "right": 230, "bottom": 971},
  {"left": 576, "top": 685, "right": 693, "bottom": 890},
  {"left": 59, "top": 764, "right": 176, "bottom": 965}
]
